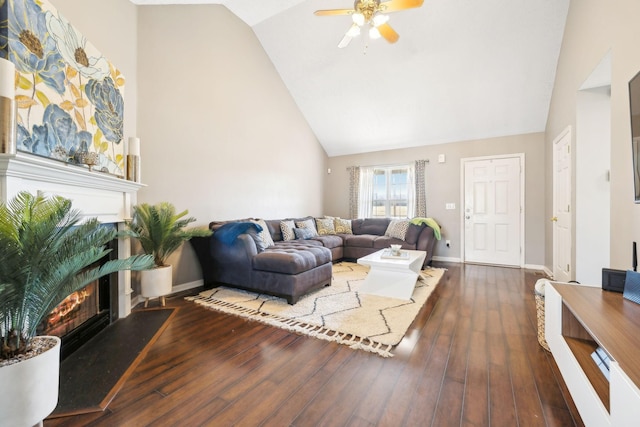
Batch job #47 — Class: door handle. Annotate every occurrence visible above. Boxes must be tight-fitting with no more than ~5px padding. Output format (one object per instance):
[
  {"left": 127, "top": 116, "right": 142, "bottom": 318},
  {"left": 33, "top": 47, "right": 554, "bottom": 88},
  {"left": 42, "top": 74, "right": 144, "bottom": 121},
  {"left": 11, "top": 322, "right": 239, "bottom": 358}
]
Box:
[
  {"left": 551, "top": 216, "right": 558, "bottom": 222},
  {"left": 465, "top": 215, "right": 470, "bottom": 219}
]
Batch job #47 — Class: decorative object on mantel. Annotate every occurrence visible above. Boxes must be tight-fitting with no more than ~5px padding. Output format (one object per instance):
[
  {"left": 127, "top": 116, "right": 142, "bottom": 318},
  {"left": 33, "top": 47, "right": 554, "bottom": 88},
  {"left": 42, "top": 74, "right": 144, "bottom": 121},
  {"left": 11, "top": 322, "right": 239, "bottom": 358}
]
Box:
[
  {"left": 0, "top": 191, "right": 154, "bottom": 426},
  {"left": 125, "top": 202, "right": 212, "bottom": 307},
  {"left": 126, "top": 136, "right": 141, "bottom": 182},
  {"left": 1, "top": 0, "right": 126, "bottom": 175},
  {"left": 0, "top": 57, "right": 16, "bottom": 155}
]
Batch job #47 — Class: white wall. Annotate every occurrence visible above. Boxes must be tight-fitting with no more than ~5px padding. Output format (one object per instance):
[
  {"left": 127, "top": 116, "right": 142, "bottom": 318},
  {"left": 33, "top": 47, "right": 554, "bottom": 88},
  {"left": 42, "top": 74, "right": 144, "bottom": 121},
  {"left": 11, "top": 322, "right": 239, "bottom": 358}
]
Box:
[
  {"left": 576, "top": 85, "right": 611, "bottom": 284},
  {"left": 545, "top": 0, "right": 640, "bottom": 273},
  {"left": 136, "top": 5, "right": 327, "bottom": 285}
]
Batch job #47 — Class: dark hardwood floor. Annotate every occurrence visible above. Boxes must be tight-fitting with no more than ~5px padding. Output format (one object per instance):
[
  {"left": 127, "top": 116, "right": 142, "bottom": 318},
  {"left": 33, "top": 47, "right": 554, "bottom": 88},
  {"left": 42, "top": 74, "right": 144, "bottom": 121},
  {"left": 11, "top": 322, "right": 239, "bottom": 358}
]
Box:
[{"left": 45, "top": 262, "right": 584, "bottom": 427}]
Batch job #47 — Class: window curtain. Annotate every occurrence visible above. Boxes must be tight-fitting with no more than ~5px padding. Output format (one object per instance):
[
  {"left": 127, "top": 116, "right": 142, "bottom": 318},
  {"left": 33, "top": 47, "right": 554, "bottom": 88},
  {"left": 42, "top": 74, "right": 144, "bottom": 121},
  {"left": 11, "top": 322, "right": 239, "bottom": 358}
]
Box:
[
  {"left": 414, "top": 160, "right": 427, "bottom": 218},
  {"left": 347, "top": 166, "right": 360, "bottom": 219},
  {"left": 358, "top": 166, "right": 375, "bottom": 219},
  {"left": 406, "top": 165, "right": 416, "bottom": 218}
]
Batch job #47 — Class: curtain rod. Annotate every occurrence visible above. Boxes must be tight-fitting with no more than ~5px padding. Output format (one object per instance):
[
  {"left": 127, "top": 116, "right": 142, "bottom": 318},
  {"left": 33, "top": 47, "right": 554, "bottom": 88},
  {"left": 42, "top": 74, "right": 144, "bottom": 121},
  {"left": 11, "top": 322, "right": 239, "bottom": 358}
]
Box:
[{"left": 346, "top": 159, "right": 429, "bottom": 170}]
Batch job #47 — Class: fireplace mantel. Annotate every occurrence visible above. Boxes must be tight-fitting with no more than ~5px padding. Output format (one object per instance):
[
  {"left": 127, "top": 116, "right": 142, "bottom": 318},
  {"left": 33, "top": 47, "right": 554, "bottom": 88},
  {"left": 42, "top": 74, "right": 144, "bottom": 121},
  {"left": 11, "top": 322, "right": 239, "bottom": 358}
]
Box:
[{"left": 0, "top": 152, "right": 145, "bottom": 318}]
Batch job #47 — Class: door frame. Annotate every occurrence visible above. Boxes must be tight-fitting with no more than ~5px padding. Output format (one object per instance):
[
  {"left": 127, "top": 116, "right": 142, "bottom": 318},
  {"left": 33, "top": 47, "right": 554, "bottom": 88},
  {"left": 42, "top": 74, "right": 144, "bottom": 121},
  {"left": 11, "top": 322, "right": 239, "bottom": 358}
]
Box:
[{"left": 460, "top": 153, "right": 525, "bottom": 267}]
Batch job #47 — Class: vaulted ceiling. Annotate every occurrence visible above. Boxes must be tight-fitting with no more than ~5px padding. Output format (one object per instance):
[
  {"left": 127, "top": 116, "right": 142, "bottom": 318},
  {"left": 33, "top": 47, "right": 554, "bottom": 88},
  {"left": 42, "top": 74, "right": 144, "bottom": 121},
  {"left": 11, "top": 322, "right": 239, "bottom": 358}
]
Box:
[{"left": 131, "top": 0, "right": 570, "bottom": 156}]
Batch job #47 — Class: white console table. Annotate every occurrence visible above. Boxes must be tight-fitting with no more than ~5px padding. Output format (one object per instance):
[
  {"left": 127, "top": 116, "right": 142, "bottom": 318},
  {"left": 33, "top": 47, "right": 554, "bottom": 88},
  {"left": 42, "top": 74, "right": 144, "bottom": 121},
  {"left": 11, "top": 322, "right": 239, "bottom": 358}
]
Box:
[{"left": 545, "top": 283, "right": 640, "bottom": 427}]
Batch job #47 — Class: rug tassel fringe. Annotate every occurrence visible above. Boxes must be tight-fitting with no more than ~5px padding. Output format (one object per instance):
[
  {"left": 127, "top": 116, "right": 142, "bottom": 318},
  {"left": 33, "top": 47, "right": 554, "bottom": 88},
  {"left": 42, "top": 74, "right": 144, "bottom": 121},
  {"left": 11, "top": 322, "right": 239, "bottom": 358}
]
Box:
[{"left": 185, "top": 295, "right": 396, "bottom": 357}]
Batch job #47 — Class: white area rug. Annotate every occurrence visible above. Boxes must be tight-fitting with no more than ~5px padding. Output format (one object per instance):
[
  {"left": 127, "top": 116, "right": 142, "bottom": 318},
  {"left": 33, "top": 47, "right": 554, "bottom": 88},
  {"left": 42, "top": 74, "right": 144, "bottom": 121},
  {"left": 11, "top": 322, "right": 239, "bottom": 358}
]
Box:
[{"left": 186, "top": 262, "right": 445, "bottom": 357}]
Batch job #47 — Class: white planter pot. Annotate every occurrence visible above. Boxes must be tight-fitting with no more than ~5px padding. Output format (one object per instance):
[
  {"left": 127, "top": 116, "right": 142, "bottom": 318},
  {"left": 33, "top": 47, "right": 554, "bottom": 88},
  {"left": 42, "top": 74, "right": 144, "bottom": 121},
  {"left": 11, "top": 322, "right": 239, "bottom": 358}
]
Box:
[
  {"left": 0, "top": 336, "right": 60, "bottom": 427},
  {"left": 141, "top": 265, "right": 173, "bottom": 299}
]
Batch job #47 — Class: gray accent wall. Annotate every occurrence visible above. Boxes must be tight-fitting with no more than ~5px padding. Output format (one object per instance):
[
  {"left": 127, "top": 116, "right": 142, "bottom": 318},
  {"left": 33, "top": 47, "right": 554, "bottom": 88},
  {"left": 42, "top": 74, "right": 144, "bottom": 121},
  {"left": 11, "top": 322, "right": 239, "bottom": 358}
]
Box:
[{"left": 324, "top": 133, "right": 546, "bottom": 266}]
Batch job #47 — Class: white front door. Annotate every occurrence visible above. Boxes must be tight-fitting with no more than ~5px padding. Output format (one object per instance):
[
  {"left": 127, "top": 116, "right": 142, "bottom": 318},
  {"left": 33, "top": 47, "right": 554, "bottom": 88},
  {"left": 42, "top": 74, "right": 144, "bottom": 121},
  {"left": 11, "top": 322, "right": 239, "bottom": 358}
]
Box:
[
  {"left": 553, "top": 127, "right": 572, "bottom": 282},
  {"left": 463, "top": 156, "right": 523, "bottom": 266}
]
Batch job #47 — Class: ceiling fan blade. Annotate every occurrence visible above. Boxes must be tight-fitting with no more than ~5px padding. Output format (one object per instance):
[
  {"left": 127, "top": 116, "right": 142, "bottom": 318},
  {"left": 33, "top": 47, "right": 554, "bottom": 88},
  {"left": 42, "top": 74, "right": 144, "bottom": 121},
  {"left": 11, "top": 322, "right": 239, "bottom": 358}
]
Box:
[
  {"left": 377, "top": 23, "right": 399, "bottom": 43},
  {"left": 379, "top": 0, "right": 424, "bottom": 13},
  {"left": 314, "top": 9, "right": 354, "bottom": 16},
  {"left": 338, "top": 35, "right": 353, "bottom": 48}
]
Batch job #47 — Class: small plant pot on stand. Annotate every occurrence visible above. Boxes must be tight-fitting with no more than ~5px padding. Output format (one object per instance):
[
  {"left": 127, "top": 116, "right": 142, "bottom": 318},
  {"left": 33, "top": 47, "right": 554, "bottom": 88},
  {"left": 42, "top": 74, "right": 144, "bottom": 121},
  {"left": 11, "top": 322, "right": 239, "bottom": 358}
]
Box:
[
  {"left": 140, "top": 265, "right": 173, "bottom": 307},
  {"left": 0, "top": 336, "right": 61, "bottom": 426}
]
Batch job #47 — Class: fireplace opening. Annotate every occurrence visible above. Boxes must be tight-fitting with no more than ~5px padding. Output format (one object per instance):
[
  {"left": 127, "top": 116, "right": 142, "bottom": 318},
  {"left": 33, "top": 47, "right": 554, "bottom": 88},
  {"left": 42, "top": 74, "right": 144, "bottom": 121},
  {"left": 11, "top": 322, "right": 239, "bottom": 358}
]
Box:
[{"left": 37, "top": 226, "right": 119, "bottom": 360}]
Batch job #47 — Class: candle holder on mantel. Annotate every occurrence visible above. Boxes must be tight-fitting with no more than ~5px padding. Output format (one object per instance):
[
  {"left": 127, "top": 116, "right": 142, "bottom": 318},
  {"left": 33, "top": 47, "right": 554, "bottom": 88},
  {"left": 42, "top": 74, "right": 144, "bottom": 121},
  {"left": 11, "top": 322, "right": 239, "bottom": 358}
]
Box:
[
  {"left": 0, "top": 58, "right": 16, "bottom": 155},
  {"left": 126, "top": 154, "right": 140, "bottom": 182}
]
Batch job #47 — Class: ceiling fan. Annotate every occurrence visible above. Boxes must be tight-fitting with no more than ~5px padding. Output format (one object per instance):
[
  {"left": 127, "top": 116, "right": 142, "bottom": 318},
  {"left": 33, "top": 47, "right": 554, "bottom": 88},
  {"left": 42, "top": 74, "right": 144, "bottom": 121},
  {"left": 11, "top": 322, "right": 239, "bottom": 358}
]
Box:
[{"left": 314, "top": 0, "right": 424, "bottom": 48}]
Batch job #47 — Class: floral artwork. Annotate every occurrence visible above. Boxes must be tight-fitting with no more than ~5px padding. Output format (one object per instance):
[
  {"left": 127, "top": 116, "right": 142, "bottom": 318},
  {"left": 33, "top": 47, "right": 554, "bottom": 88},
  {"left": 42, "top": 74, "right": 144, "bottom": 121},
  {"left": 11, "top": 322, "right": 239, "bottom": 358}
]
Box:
[{"left": 0, "top": 0, "right": 125, "bottom": 175}]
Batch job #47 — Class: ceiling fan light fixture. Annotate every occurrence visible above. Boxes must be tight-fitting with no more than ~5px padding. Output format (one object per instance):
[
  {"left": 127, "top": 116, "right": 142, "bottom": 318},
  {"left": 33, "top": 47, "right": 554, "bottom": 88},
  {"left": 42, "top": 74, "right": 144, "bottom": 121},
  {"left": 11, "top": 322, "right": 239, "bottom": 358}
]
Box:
[
  {"left": 352, "top": 12, "right": 365, "bottom": 26},
  {"left": 372, "top": 13, "right": 389, "bottom": 27},
  {"left": 369, "top": 26, "right": 381, "bottom": 39}
]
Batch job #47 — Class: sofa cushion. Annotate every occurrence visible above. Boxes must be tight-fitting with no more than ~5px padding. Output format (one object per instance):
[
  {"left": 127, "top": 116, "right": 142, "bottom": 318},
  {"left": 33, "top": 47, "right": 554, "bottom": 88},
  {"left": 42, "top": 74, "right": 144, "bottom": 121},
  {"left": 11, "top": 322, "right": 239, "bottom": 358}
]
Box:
[
  {"left": 312, "top": 234, "right": 344, "bottom": 249},
  {"left": 315, "top": 217, "right": 336, "bottom": 235},
  {"left": 295, "top": 218, "right": 319, "bottom": 236},
  {"left": 385, "top": 219, "right": 410, "bottom": 241},
  {"left": 342, "top": 234, "right": 376, "bottom": 248},
  {"left": 280, "top": 220, "right": 296, "bottom": 241},
  {"left": 294, "top": 227, "right": 316, "bottom": 240},
  {"left": 253, "top": 244, "right": 331, "bottom": 274},
  {"left": 373, "top": 236, "right": 414, "bottom": 249},
  {"left": 352, "top": 218, "right": 390, "bottom": 235},
  {"left": 251, "top": 219, "right": 275, "bottom": 248},
  {"left": 334, "top": 218, "right": 353, "bottom": 234}
]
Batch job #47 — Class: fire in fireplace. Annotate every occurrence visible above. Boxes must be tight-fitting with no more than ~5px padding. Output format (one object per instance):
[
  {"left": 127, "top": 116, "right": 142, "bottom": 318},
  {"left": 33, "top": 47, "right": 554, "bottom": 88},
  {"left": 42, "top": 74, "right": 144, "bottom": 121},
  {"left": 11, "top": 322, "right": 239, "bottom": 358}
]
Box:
[{"left": 36, "top": 227, "right": 119, "bottom": 360}]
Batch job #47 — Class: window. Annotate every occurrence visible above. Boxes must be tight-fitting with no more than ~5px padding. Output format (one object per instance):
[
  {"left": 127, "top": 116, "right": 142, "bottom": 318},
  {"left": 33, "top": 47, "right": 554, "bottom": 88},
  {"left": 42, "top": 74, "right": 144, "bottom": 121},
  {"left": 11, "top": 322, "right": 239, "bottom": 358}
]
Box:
[{"left": 359, "top": 164, "right": 414, "bottom": 218}]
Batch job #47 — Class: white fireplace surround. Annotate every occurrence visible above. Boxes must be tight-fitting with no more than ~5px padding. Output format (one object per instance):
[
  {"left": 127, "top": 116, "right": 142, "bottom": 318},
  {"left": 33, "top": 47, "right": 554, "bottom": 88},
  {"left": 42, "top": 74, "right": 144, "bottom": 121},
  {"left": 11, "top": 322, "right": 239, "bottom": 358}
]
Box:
[{"left": 0, "top": 152, "right": 144, "bottom": 318}]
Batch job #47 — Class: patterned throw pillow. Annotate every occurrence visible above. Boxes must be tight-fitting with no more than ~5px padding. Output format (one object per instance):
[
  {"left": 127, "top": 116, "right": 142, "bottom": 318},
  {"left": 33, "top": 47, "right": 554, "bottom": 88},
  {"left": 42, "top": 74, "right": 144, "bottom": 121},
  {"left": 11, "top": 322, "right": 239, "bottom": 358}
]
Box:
[
  {"left": 251, "top": 219, "right": 275, "bottom": 248},
  {"left": 315, "top": 218, "right": 336, "bottom": 235},
  {"left": 334, "top": 218, "right": 353, "bottom": 234},
  {"left": 295, "top": 219, "right": 319, "bottom": 237},
  {"left": 280, "top": 220, "right": 296, "bottom": 241},
  {"left": 385, "top": 219, "right": 410, "bottom": 241},
  {"left": 294, "top": 227, "right": 315, "bottom": 240}
]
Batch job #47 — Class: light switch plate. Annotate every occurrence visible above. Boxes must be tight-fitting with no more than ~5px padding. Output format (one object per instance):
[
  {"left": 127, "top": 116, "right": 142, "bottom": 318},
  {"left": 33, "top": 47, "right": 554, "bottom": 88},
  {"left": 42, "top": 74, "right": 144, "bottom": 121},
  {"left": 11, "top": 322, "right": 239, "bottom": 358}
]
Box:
[{"left": 446, "top": 203, "right": 455, "bottom": 210}]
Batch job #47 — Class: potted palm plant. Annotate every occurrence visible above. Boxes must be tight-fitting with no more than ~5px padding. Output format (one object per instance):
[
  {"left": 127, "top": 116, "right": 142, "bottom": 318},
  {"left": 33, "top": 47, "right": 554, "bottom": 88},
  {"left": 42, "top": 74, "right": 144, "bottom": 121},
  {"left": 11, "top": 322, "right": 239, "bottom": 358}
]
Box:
[
  {"left": 0, "top": 191, "right": 154, "bottom": 426},
  {"left": 125, "top": 202, "right": 212, "bottom": 307}
]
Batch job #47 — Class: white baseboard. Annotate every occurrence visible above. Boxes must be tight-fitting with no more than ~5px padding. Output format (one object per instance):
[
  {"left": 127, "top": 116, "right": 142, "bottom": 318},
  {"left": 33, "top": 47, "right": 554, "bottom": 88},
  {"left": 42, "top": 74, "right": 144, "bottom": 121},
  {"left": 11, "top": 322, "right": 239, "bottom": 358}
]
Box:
[
  {"left": 432, "top": 255, "right": 462, "bottom": 263},
  {"left": 523, "top": 264, "right": 548, "bottom": 274}
]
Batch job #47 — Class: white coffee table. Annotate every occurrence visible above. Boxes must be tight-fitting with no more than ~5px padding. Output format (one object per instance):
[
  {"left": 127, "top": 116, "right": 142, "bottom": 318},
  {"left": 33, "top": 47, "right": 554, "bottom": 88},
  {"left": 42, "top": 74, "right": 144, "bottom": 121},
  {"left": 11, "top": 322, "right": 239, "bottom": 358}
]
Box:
[{"left": 357, "top": 249, "right": 427, "bottom": 300}]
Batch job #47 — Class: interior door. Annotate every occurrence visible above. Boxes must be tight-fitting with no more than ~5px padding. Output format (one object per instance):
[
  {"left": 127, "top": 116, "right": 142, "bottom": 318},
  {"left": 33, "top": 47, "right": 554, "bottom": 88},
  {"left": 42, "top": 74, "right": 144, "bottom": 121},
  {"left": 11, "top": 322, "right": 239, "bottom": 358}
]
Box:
[
  {"left": 553, "top": 128, "right": 572, "bottom": 282},
  {"left": 464, "top": 156, "right": 522, "bottom": 266}
]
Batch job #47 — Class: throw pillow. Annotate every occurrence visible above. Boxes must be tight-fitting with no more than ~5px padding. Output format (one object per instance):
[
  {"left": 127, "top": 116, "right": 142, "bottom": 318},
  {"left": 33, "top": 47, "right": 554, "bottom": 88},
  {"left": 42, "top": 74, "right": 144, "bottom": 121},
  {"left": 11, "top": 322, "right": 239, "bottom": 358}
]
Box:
[
  {"left": 295, "top": 219, "right": 319, "bottom": 237},
  {"left": 315, "top": 217, "right": 336, "bottom": 235},
  {"left": 334, "top": 218, "right": 353, "bottom": 234},
  {"left": 246, "top": 228, "right": 268, "bottom": 252},
  {"left": 294, "top": 227, "right": 315, "bottom": 240},
  {"left": 280, "top": 220, "right": 296, "bottom": 241},
  {"left": 251, "top": 219, "right": 275, "bottom": 248},
  {"left": 624, "top": 270, "right": 640, "bottom": 305},
  {"left": 385, "top": 219, "right": 410, "bottom": 241}
]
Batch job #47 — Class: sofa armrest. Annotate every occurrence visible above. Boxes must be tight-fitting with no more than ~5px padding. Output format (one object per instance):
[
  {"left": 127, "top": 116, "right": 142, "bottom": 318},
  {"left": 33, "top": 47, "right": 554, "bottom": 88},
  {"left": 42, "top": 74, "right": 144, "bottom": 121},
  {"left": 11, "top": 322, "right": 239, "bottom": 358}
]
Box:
[
  {"left": 416, "top": 226, "right": 437, "bottom": 266},
  {"left": 189, "top": 236, "right": 216, "bottom": 288}
]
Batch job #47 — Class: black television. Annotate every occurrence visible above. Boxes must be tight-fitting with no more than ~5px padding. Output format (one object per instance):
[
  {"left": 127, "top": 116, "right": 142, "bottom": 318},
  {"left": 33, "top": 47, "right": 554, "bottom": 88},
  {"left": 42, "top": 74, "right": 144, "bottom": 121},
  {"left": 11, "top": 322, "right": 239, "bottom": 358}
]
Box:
[{"left": 629, "top": 70, "right": 640, "bottom": 202}]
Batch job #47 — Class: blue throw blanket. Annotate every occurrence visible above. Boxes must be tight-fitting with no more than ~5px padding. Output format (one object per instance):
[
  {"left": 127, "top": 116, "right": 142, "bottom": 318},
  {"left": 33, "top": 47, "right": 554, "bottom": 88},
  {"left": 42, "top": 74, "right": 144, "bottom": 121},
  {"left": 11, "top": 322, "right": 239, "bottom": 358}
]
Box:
[{"left": 213, "top": 222, "right": 262, "bottom": 244}]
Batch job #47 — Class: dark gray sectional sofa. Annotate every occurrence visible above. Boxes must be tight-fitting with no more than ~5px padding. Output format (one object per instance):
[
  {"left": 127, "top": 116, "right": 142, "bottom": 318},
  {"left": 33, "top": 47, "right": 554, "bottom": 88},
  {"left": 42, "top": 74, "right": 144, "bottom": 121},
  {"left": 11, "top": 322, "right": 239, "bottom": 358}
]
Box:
[{"left": 191, "top": 217, "right": 438, "bottom": 304}]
